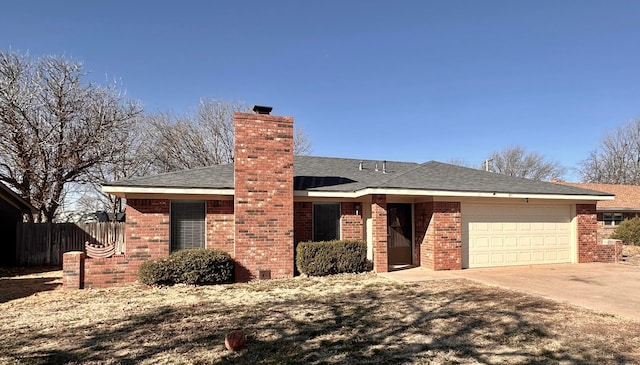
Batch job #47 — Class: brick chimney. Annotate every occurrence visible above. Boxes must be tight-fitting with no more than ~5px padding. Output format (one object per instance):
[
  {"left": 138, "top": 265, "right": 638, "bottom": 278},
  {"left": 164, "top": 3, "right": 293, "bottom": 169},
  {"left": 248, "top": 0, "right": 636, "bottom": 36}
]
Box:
[{"left": 233, "top": 107, "right": 294, "bottom": 281}]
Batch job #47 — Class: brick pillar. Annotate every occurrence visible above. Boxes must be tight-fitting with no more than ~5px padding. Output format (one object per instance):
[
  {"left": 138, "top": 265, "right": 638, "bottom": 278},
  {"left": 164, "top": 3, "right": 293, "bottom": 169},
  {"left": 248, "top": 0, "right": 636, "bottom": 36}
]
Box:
[
  {"left": 371, "top": 194, "right": 388, "bottom": 273},
  {"left": 234, "top": 110, "right": 294, "bottom": 281},
  {"left": 62, "top": 251, "right": 85, "bottom": 289},
  {"left": 577, "top": 203, "right": 598, "bottom": 263},
  {"left": 431, "top": 202, "right": 462, "bottom": 270}
]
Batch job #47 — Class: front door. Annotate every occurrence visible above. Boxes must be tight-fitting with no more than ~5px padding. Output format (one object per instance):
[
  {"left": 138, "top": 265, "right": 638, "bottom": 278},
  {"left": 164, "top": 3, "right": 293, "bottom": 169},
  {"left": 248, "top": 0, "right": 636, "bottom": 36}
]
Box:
[{"left": 387, "top": 203, "right": 412, "bottom": 265}]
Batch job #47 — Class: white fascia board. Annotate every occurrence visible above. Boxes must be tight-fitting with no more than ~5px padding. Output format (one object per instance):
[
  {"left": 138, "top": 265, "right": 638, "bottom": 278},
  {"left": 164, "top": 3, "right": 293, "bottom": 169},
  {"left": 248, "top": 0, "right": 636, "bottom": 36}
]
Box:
[
  {"left": 102, "top": 185, "right": 614, "bottom": 202},
  {"left": 295, "top": 188, "right": 615, "bottom": 201},
  {"left": 102, "top": 186, "right": 235, "bottom": 197}
]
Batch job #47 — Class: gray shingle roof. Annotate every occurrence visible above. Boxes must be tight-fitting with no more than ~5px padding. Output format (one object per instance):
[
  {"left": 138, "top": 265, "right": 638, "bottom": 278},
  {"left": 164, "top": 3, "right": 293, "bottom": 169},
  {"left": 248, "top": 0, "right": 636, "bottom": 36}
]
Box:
[{"left": 104, "top": 156, "right": 611, "bottom": 197}]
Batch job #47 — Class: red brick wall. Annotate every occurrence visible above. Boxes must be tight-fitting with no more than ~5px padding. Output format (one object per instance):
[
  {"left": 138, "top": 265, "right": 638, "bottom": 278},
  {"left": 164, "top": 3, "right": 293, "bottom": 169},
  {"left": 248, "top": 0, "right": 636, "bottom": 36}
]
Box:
[
  {"left": 206, "top": 200, "right": 234, "bottom": 253},
  {"left": 371, "top": 194, "right": 388, "bottom": 272},
  {"left": 84, "top": 255, "right": 141, "bottom": 288},
  {"left": 63, "top": 199, "right": 171, "bottom": 289},
  {"left": 417, "top": 201, "right": 462, "bottom": 270},
  {"left": 577, "top": 203, "right": 621, "bottom": 263},
  {"left": 577, "top": 204, "right": 598, "bottom": 263},
  {"left": 341, "top": 202, "right": 364, "bottom": 240},
  {"left": 294, "top": 202, "right": 312, "bottom": 244},
  {"left": 234, "top": 112, "right": 294, "bottom": 281},
  {"left": 432, "top": 202, "right": 462, "bottom": 270}
]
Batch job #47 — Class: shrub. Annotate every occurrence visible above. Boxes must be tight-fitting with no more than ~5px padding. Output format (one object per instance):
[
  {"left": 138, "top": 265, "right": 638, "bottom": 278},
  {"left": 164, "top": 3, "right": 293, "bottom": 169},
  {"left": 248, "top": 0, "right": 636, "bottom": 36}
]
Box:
[
  {"left": 296, "top": 240, "right": 368, "bottom": 276},
  {"left": 610, "top": 217, "right": 640, "bottom": 246},
  {"left": 138, "top": 248, "right": 234, "bottom": 286},
  {"left": 138, "top": 258, "right": 174, "bottom": 286}
]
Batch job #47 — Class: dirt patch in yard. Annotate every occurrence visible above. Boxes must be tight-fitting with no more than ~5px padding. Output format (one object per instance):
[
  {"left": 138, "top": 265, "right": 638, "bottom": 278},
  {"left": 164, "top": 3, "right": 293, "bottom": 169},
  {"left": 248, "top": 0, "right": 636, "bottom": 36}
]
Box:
[{"left": 1, "top": 270, "right": 639, "bottom": 364}]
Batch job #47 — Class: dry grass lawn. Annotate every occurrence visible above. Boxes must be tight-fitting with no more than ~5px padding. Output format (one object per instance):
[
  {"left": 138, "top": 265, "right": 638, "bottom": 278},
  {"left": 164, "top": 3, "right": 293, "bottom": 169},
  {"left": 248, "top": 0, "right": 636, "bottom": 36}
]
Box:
[{"left": 1, "top": 264, "right": 640, "bottom": 365}]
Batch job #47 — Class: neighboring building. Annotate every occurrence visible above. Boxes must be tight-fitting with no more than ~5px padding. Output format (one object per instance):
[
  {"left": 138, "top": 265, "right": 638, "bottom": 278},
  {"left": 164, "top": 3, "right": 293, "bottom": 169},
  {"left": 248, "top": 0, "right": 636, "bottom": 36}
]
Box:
[
  {"left": 0, "top": 182, "right": 36, "bottom": 266},
  {"left": 552, "top": 182, "right": 640, "bottom": 241}
]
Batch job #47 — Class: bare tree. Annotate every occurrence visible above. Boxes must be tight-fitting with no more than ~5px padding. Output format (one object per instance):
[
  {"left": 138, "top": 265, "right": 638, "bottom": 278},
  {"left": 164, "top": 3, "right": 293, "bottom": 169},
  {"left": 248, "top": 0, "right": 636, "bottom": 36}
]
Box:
[
  {"left": 580, "top": 118, "right": 640, "bottom": 184},
  {"left": 294, "top": 126, "right": 312, "bottom": 155},
  {"left": 0, "top": 51, "right": 142, "bottom": 221},
  {"left": 144, "top": 99, "right": 312, "bottom": 173},
  {"left": 446, "top": 158, "right": 474, "bottom": 168},
  {"left": 485, "top": 146, "right": 566, "bottom": 181}
]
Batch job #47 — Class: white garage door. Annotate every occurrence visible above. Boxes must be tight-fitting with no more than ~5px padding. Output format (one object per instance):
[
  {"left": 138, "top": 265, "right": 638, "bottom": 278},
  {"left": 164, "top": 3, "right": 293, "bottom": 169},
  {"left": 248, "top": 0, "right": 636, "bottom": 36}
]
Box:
[{"left": 462, "top": 204, "right": 572, "bottom": 268}]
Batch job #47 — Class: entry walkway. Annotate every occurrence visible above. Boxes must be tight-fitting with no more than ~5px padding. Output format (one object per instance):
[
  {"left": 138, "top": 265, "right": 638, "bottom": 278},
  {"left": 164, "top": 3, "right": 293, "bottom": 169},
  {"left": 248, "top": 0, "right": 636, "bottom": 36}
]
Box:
[{"left": 380, "top": 263, "right": 640, "bottom": 321}]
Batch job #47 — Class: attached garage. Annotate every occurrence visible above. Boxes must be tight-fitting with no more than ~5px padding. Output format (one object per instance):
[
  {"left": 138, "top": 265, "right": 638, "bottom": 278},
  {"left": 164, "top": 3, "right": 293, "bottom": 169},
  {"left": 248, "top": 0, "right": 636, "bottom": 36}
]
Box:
[{"left": 462, "top": 204, "right": 573, "bottom": 268}]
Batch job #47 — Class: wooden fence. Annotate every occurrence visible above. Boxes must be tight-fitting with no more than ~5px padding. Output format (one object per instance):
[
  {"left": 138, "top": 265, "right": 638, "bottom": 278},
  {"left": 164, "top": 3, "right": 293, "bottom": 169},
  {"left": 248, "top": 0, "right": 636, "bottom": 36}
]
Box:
[{"left": 15, "top": 222, "right": 125, "bottom": 266}]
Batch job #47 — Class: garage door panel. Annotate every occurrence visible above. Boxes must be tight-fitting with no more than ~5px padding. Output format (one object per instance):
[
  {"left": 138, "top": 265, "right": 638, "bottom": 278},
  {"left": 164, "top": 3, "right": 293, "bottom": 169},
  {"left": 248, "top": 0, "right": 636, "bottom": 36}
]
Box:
[
  {"left": 504, "top": 237, "right": 517, "bottom": 247},
  {"left": 463, "top": 204, "right": 572, "bottom": 268}
]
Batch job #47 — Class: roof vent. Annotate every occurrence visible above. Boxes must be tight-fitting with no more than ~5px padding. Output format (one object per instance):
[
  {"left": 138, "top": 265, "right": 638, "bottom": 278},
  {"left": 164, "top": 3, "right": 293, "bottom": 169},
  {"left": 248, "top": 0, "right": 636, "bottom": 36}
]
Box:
[
  {"left": 358, "top": 161, "right": 363, "bottom": 170},
  {"left": 382, "top": 160, "right": 387, "bottom": 174},
  {"left": 252, "top": 105, "right": 273, "bottom": 115}
]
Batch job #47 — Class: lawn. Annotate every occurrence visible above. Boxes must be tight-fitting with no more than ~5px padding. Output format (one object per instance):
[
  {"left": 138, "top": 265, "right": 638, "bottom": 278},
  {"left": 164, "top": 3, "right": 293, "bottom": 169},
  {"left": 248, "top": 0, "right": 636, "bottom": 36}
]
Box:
[{"left": 1, "top": 267, "right": 639, "bottom": 365}]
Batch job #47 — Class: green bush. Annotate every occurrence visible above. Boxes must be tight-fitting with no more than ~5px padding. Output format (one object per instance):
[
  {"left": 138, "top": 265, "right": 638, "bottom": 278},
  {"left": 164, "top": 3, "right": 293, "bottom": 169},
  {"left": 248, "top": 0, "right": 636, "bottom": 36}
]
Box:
[
  {"left": 610, "top": 217, "right": 640, "bottom": 246},
  {"left": 296, "top": 240, "right": 368, "bottom": 276},
  {"left": 138, "top": 248, "right": 234, "bottom": 286},
  {"left": 138, "top": 258, "right": 174, "bottom": 285}
]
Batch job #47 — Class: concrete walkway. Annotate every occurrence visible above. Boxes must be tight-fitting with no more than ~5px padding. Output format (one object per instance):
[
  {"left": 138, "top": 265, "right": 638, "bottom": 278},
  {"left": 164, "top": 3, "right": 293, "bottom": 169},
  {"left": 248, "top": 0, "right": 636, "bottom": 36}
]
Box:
[{"left": 380, "top": 263, "right": 640, "bottom": 321}]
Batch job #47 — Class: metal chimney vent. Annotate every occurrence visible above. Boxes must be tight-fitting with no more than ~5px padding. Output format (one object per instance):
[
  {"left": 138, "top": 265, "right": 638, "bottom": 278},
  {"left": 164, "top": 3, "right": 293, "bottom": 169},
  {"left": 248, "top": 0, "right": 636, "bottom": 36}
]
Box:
[{"left": 253, "top": 105, "right": 273, "bottom": 115}]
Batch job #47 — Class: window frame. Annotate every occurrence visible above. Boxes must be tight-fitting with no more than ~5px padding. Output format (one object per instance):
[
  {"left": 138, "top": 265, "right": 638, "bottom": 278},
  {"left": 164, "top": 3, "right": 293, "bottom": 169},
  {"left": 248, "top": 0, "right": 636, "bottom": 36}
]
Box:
[
  {"left": 312, "top": 202, "right": 341, "bottom": 242},
  {"left": 603, "top": 212, "right": 624, "bottom": 226},
  {"left": 170, "top": 200, "right": 206, "bottom": 252}
]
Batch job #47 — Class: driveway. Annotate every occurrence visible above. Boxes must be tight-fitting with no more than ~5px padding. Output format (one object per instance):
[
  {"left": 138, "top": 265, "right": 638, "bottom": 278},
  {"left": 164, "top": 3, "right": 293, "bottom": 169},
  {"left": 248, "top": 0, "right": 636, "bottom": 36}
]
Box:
[{"left": 381, "top": 263, "right": 640, "bottom": 321}]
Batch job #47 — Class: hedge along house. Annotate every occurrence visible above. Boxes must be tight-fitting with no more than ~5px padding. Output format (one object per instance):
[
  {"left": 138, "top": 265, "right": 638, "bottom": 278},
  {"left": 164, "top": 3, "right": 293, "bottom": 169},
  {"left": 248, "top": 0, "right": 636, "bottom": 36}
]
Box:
[{"left": 64, "top": 106, "right": 620, "bottom": 288}]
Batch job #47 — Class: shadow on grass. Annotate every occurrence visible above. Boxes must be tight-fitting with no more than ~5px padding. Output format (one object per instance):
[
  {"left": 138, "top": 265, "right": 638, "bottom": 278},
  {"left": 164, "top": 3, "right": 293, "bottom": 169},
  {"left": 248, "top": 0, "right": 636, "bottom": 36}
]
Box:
[
  {"left": 2, "top": 279, "right": 636, "bottom": 364},
  {"left": 0, "top": 273, "right": 61, "bottom": 303},
  {"left": 0, "top": 265, "right": 61, "bottom": 278}
]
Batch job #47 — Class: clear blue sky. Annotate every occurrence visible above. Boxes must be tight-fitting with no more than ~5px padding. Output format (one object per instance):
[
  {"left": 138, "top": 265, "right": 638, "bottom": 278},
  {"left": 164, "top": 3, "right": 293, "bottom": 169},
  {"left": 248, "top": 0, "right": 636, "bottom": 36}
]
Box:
[{"left": 2, "top": 1, "right": 640, "bottom": 181}]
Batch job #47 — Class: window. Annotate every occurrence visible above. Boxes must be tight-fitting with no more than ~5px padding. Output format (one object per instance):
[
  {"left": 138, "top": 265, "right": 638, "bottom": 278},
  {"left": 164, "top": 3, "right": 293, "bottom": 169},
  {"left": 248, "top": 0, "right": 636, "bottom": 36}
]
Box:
[
  {"left": 171, "top": 200, "right": 205, "bottom": 251},
  {"left": 603, "top": 213, "right": 623, "bottom": 226},
  {"left": 313, "top": 203, "right": 340, "bottom": 241}
]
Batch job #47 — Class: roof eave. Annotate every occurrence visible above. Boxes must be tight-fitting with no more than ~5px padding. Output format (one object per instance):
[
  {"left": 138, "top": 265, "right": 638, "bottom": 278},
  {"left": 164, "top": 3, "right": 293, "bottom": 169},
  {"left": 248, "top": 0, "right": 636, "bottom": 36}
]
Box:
[
  {"left": 102, "top": 185, "right": 235, "bottom": 198},
  {"left": 297, "top": 187, "right": 613, "bottom": 200},
  {"left": 101, "top": 185, "right": 614, "bottom": 201}
]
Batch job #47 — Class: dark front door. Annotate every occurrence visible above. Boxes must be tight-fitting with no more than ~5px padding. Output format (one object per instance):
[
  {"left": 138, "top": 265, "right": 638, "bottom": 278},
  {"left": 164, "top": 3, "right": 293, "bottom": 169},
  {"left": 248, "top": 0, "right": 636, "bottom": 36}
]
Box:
[{"left": 387, "top": 203, "right": 412, "bottom": 265}]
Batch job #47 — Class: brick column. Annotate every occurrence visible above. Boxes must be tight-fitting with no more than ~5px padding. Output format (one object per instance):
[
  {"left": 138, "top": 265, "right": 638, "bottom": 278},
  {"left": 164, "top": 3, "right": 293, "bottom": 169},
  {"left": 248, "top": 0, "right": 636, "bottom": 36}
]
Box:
[
  {"left": 432, "top": 202, "right": 462, "bottom": 270},
  {"left": 418, "top": 201, "right": 462, "bottom": 270},
  {"left": 371, "top": 194, "right": 388, "bottom": 273},
  {"left": 577, "top": 203, "right": 599, "bottom": 263},
  {"left": 234, "top": 111, "right": 294, "bottom": 281},
  {"left": 62, "top": 251, "right": 85, "bottom": 289}
]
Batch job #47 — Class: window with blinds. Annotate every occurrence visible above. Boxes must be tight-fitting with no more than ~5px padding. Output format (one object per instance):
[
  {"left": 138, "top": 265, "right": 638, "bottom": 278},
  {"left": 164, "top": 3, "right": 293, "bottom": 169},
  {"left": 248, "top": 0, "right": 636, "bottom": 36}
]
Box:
[
  {"left": 313, "top": 203, "right": 341, "bottom": 241},
  {"left": 170, "top": 200, "right": 205, "bottom": 251}
]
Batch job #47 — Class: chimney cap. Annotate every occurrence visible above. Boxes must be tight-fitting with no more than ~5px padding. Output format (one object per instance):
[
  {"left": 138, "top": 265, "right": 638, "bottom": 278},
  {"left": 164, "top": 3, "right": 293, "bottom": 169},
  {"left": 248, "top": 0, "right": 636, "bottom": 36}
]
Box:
[{"left": 253, "top": 105, "right": 273, "bottom": 115}]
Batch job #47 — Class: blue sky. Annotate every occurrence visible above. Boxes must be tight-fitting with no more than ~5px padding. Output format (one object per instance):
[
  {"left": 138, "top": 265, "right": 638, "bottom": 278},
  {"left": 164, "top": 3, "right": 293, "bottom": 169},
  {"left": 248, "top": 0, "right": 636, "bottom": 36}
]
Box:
[{"left": 2, "top": 1, "right": 640, "bottom": 181}]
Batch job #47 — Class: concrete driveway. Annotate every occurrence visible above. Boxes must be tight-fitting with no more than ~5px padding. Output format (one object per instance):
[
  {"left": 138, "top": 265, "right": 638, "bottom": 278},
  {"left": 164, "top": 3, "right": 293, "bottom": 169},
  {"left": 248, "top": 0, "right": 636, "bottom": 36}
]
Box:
[{"left": 381, "top": 263, "right": 640, "bottom": 321}]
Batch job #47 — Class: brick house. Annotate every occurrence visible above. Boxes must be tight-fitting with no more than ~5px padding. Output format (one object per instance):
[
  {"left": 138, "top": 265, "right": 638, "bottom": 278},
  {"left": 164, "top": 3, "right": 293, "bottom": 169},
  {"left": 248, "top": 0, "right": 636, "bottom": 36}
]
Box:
[
  {"left": 64, "top": 107, "right": 621, "bottom": 288},
  {"left": 552, "top": 182, "right": 640, "bottom": 241}
]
